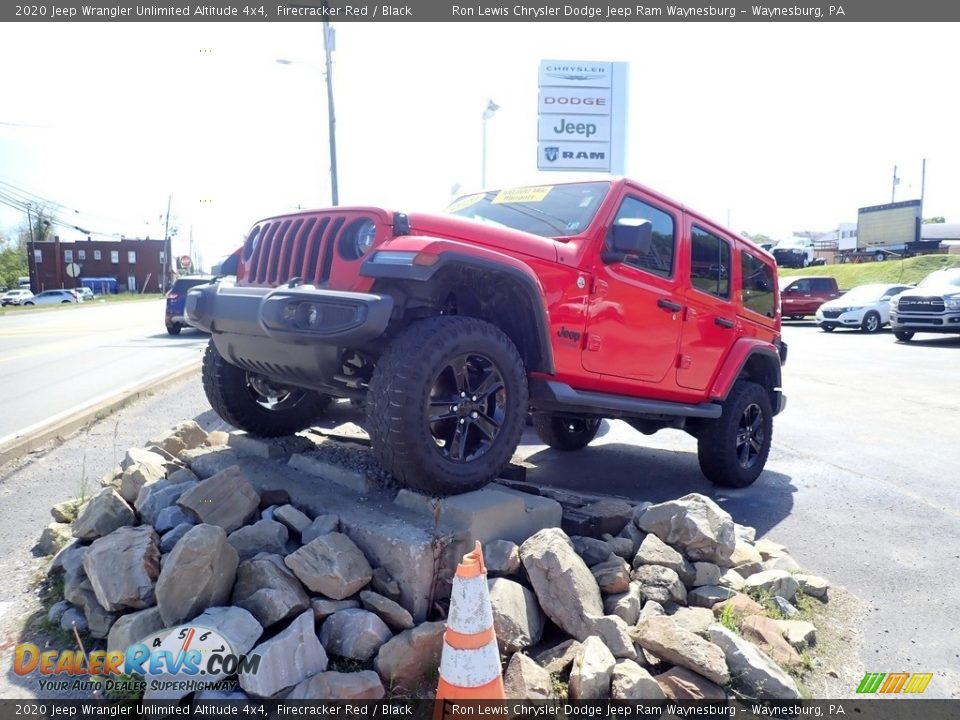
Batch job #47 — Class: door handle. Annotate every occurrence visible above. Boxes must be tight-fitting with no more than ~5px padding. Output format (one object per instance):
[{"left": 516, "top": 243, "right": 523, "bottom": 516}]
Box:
[
  {"left": 714, "top": 317, "right": 734, "bottom": 329},
  {"left": 657, "top": 298, "right": 682, "bottom": 313}
]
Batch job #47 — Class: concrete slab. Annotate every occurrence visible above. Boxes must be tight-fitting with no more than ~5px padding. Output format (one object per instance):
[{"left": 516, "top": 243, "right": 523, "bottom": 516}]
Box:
[
  {"left": 395, "top": 484, "right": 562, "bottom": 572},
  {"left": 233, "top": 457, "right": 444, "bottom": 622},
  {"left": 228, "top": 432, "right": 312, "bottom": 460},
  {"left": 288, "top": 454, "right": 374, "bottom": 494}
]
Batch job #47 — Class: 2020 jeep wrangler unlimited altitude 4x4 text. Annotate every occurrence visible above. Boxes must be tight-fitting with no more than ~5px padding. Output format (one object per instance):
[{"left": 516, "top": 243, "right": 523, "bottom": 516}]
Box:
[{"left": 187, "top": 179, "right": 787, "bottom": 495}]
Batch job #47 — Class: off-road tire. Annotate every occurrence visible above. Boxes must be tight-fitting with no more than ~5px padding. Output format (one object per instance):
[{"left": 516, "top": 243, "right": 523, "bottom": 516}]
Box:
[
  {"left": 166, "top": 323, "right": 182, "bottom": 336},
  {"left": 201, "top": 340, "right": 330, "bottom": 437},
  {"left": 861, "top": 311, "right": 882, "bottom": 333},
  {"left": 366, "top": 315, "right": 528, "bottom": 496},
  {"left": 697, "top": 380, "right": 772, "bottom": 488},
  {"left": 894, "top": 330, "right": 914, "bottom": 342},
  {"left": 533, "top": 413, "right": 601, "bottom": 451}
]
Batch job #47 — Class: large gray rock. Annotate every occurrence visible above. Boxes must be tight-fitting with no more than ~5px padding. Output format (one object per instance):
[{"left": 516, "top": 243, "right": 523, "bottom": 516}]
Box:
[
  {"left": 740, "top": 615, "right": 803, "bottom": 668},
  {"left": 774, "top": 619, "right": 817, "bottom": 650},
  {"left": 136, "top": 479, "right": 197, "bottom": 527},
  {"left": 190, "top": 606, "right": 263, "bottom": 656},
  {"left": 634, "top": 494, "right": 736, "bottom": 566},
  {"left": 611, "top": 659, "right": 666, "bottom": 700},
  {"left": 159, "top": 522, "right": 193, "bottom": 554},
  {"left": 177, "top": 465, "right": 260, "bottom": 533},
  {"left": 51, "top": 498, "right": 85, "bottom": 524},
  {"left": 591, "top": 555, "right": 631, "bottom": 594},
  {"left": 571, "top": 536, "right": 616, "bottom": 566},
  {"left": 373, "top": 621, "right": 444, "bottom": 695},
  {"left": 631, "top": 564, "right": 687, "bottom": 605},
  {"left": 72, "top": 489, "right": 136, "bottom": 540},
  {"left": 485, "top": 539, "right": 521, "bottom": 576},
  {"left": 655, "top": 666, "right": 726, "bottom": 700},
  {"left": 585, "top": 615, "right": 637, "bottom": 660},
  {"left": 744, "top": 570, "right": 799, "bottom": 602},
  {"left": 534, "top": 639, "right": 583, "bottom": 675},
  {"left": 520, "top": 528, "right": 603, "bottom": 641},
  {"left": 274, "top": 504, "right": 312, "bottom": 535},
  {"left": 284, "top": 533, "right": 373, "bottom": 600},
  {"left": 83, "top": 525, "right": 160, "bottom": 611},
  {"left": 228, "top": 520, "right": 289, "bottom": 561},
  {"left": 37, "top": 523, "right": 72, "bottom": 555},
  {"left": 688, "top": 585, "right": 737, "bottom": 608},
  {"left": 503, "top": 653, "right": 554, "bottom": 700},
  {"left": 578, "top": 499, "right": 634, "bottom": 536},
  {"left": 148, "top": 421, "right": 209, "bottom": 457},
  {"left": 708, "top": 624, "right": 800, "bottom": 699},
  {"left": 119, "top": 461, "right": 166, "bottom": 505},
  {"left": 121, "top": 448, "right": 166, "bottom": 471},
  {"left": 360, "top": 591, "right": 414, "bottom": 631},
  {"left": 155, "top": 524, "right": 239, "bottom": 626},
  {"left": 603, "top": 582, "right": 643, "bottom": 626},
  {"left": 693, "top": 562, "right": 721, "bottom": 588},
  {"left": 568, "top": 636, "right": 616, "bottom": 700},
  {"left": 631, "top": 616, "right": 729, "bottom": 686},
  {"left": 669, "top": 607, "right": 716, "bottom": 636},
  {"left": 794, "top": 573, "right": 830, "bottom": 600},
  {"left": 633, "top": 534, "right": 695, "bottom": 586},
  {"left": 288, "top": 671, "right": 385, "bottom": 700},
  {"left": 107, "top": 607, "right": 166, "bottom": 653},
  {"left": 312, "top": 597, "right": 360, "bottom": 621},
  {"left": 232, "top": 553, "right": 310, "bottom": 628},
  {"left": 319, "top": 609, "right": 393, "bottom": 661},
  {"left": 154, "top": 505, "right": 193, "bottom": 535},
  {"left": 487, "top": 577, "right": 544, "bottom": 653},
  {"left": 240, "top": 610, "right": 327, "bottom": 698}
]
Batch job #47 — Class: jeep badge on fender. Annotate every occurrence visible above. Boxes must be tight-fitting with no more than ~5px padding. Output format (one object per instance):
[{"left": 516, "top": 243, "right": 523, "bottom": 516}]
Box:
[{"left": 188, "top": 179, "right": 787, "bottom": 495}]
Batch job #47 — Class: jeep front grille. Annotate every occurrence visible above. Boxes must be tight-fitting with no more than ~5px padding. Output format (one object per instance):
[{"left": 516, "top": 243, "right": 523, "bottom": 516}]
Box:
[
  {"left": 245, "top": 215, "right": 346, "bottom": 287},
  {"left": 898, "top": 297, "right": 945, "bottom": 313}
]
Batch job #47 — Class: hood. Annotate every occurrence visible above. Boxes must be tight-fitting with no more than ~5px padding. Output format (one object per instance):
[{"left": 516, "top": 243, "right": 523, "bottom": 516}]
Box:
[
  {"left": 406, "top": 212, "right": 559, "bottom": 262},
  {"left": 898, "top": 284, "right": 960, "bottom": 298}
]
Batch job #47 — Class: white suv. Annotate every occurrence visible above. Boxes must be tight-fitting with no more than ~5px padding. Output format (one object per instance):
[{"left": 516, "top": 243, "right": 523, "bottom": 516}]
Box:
[{"left": 1, "top": 288, "right": 34, "bottom": 306}]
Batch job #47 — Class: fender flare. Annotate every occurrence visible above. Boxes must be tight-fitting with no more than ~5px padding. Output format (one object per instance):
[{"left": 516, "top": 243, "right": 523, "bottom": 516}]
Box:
[
  {"left": 361, "top": 244, "right": 556, "bottom": 374},
  {"left": 709, "top": 339, "right": 783, "bottom": 405}
]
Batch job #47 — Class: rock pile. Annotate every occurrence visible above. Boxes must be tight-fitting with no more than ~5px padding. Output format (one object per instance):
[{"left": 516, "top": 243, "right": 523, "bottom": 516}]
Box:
[{"left": 41, "top": 420, "right": 831, "bottom": 702}]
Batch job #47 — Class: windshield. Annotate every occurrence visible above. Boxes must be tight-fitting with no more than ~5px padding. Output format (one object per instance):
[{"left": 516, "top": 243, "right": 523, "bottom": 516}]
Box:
[
  {"left": 445, "top": 182, "right": 610, "bottom": 238},
  {"left": 918, "top": 270, "right": 960, "bottom": 289},
  {"left": 777, "top": 277, "right": 794, "bottom": 290},
  {"left": 777, "top": 238, "right": 806, "bottom": 249}
]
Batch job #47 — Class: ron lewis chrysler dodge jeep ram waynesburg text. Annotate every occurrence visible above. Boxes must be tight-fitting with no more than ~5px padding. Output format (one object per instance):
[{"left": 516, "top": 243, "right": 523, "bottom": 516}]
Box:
[{"left": 187, "top": 179, "right": 788, "bottom": 495}]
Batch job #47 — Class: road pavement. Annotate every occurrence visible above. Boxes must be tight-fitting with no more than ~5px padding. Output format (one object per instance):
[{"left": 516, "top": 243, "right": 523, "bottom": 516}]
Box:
[{"left": 0, "top": 300, "right": 208, "bottom": 443}]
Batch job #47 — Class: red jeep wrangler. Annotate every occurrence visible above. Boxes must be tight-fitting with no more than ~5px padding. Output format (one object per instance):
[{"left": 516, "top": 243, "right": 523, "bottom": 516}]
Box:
[{"left": 187, "top": 179, "right": 787, "bottom": 495}]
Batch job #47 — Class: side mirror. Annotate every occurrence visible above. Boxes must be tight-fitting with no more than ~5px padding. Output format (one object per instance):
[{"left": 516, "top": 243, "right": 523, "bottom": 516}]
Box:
[
  {"left": 610, "top": 219, "right": 653, "bottom": 255},
  {"left": 212, "top": 253, "right": 239, "bottom": 277}
]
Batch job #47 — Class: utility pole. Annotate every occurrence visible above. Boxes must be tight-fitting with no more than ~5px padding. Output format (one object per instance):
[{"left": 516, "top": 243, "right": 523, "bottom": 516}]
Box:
[
  {"left": 323, "top": 16, "right": 339, "bottom": 206},
  {"left": 891, "top": 165, "right": 898, "bottom": 203},
  {"left": 26, "top": 203, "right": 36, "bottom": 293},
  {"left": 162, "top": 195, "right": 172, "bottom": 291}
]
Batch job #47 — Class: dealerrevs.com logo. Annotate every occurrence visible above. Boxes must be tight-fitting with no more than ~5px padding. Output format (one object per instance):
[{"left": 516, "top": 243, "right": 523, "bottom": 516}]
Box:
[
  {"left": 14, "top": 625, "right": 259, "bottom": 695},
  {"left": 856, "top": 672, "right": 933, "bottom": 694}
]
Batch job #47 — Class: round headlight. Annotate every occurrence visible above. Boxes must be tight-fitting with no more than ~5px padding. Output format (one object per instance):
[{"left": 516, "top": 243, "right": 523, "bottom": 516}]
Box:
[{"left": 339, "top": 218, "right": 378, "bottom": 260}]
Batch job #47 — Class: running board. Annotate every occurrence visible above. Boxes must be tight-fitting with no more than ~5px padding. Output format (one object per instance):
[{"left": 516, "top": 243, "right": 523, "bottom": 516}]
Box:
[{"left": 529, "top": 379, "right": 722, "bottom": 420}]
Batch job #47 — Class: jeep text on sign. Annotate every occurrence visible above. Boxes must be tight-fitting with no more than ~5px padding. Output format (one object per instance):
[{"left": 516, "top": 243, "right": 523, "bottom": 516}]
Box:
[
  {"left": 538, "top": 115, "right": 611, "bottom": 143},
  {"left": 538, "top": 88, "right": 613, "bottom": 116}
]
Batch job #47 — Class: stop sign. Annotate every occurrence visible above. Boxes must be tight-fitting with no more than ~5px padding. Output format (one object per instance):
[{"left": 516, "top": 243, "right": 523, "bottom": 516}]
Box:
[{"left": 179, "top": 255, "right": 192, "bottom": 269}]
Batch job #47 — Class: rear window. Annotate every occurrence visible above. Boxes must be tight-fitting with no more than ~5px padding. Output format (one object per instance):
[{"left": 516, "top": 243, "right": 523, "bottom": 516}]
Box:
[{"left": 740, "top": 251, "right": 776, "bottom": 318}]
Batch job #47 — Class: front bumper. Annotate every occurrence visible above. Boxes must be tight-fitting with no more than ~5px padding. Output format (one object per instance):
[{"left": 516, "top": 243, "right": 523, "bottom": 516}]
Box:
[
  {"left": 890, "top": 309, "right": 960, "bottom": 334},
  {"left": 185, "top": 281, "right": 394, "bottom": 389},
  {"left": 815, "top": 308, "right": 865, "bottom": 327}
]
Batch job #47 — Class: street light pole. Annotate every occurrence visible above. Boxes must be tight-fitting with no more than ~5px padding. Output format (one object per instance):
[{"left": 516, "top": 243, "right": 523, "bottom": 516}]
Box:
[
  {"left": 481, "top": 100, "right": 499, "bottom": 188},
  {"left": 323, "top": 18, "right": 339, "bottom": 206}
]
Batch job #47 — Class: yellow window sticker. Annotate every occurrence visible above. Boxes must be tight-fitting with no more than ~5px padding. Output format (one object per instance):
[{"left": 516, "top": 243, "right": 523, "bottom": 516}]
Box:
[
  {"left": 491, "top": 186, "right": 554, "bottom": 204},
  {"left": 446, "top": 193, "right": 486, "bottom": 213}
]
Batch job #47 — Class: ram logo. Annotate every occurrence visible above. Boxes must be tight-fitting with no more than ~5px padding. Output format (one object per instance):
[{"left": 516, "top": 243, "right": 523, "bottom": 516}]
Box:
[{"left": 544, "top": 147, "right": 560, "bottom": 162}]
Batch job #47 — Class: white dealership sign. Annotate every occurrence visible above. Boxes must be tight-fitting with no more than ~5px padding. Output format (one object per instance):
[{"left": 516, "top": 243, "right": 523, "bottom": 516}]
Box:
[{"left": 537, "top": 59, "right": 627, "bottom": 174}]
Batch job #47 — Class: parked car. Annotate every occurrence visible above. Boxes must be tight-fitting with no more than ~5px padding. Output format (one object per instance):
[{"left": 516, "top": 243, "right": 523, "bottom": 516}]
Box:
[
  {"left": 1, "top": 288, "right": 34, "bottom": 306},
  {"left": 187, "top": 178, "right": 788, "bottom": 494},
  {"left": 815, "top": 283, "right": 913, "bottom": 333},
  {"left": 772, "top": 237, "right": 815, "bottom": 268},
  {"left": 75, "top": 287, "right": 95, "bottom": 301},
  {"left": 166, "top": 276, "right": 214, "bottom": 334},
  {"left": 889, "top": 267, "right": 960, "bottom": 341},
  {"left": 778, "top": 276, "right": 841, "bottom": 319},
  {"left": 22, "top": 289, "right": 80, "bottom": 305}
]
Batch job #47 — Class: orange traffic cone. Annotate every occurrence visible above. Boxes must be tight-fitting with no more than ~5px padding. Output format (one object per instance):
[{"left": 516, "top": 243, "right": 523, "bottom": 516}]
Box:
[{"left": 435, "top": 541, "right": 505, "bottom": 704}]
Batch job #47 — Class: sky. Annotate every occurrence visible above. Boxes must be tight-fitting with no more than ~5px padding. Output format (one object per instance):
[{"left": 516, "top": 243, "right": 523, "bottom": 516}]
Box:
[{"left": 0, "top": 21, "right": 955, "bottom": 266}]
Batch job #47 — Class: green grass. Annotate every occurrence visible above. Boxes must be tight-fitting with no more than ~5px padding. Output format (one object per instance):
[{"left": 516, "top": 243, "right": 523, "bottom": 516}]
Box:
[{"left": 780, "top": 254, "right": 960, "bottom": 288}]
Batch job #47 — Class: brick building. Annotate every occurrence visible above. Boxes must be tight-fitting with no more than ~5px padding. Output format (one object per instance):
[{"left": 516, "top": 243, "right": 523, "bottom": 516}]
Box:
[{"left": 26, "top": 237, "right": 173, "bottom": 294}]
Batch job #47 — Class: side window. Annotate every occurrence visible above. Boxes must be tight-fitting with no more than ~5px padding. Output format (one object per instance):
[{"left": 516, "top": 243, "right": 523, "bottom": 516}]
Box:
[
  {"left": 740, "top": 251, "right": 776, "bottom": 318},
  {"left": 811, "top": 278, "right": 833, "bottom": 293},
  {"left": 689, "top": 226, "right": 731, "bottom": 299},
  {"left": 787, "top": 278, "right": 810, "bottom": 293},
  {"left": 609, "top": 196, "right": 676, "bottom": 278}
]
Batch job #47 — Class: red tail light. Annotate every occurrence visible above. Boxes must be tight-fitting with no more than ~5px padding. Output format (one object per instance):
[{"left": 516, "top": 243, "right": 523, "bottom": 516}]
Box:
[{"left": 166, "top": 292, "right": 179, "bottom": 300}]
